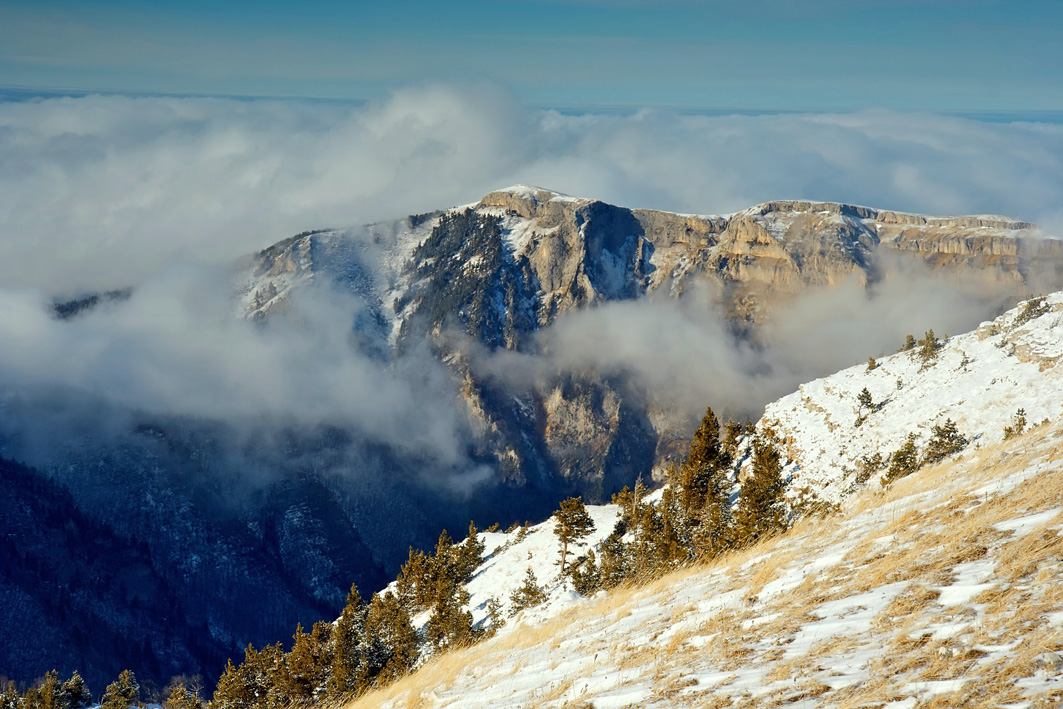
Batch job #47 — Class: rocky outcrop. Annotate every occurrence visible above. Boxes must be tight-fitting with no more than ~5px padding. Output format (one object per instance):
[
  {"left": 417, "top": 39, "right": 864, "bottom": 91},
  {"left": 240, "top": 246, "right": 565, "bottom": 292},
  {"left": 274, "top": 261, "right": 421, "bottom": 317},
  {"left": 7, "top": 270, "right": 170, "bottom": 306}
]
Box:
[
  {"left": 472, "top": 191, "right": 1042, "bottom": 326},
  {"left": 239, "top": 187, "right": 1062, "bottom": 503}
]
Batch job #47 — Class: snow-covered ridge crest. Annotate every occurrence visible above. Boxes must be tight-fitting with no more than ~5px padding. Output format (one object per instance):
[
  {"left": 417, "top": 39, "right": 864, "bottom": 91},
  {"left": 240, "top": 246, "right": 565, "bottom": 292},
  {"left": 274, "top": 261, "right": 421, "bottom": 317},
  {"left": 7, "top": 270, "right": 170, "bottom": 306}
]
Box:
[
  {"left": 762, "top": 292, "right": 1063, "bottom": 506},
  {"left": 338, "top": 291, "right": 1063, "bottom": 708},
  {"left": 357, "top": 412, "right": 1063, "bottom": 708},
  {"left": 442, "top": 292, "right": 1063, "bottom": 639}
]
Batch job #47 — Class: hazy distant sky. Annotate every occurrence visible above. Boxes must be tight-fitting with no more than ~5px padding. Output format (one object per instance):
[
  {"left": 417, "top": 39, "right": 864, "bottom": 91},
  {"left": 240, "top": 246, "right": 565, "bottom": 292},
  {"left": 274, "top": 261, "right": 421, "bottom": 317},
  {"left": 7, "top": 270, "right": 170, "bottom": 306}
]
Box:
[{"left": 2, "top": 0, "right": 1061, "bottom": 112}]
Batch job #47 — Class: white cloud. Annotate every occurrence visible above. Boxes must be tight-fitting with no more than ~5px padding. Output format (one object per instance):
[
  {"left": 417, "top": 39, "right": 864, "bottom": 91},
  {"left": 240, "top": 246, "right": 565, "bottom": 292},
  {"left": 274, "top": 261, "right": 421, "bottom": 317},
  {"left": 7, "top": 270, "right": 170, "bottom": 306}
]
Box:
[
  {"left": 1, "top": 88, "right": 1061, "bottom": 294},
  {"left": 0, "top": 85, "right": 1060, "bottom": 475}
]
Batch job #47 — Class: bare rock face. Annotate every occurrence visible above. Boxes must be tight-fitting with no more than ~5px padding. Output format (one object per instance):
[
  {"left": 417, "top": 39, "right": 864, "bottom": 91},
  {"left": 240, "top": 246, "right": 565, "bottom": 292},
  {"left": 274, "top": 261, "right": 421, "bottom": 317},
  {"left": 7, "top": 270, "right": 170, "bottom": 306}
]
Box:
[
  {"left": 472, "top": 191, "right": 1044, "bottom": 327},
  {"left": 238, "top": 187, "right": 1063, "bottom": 506}
]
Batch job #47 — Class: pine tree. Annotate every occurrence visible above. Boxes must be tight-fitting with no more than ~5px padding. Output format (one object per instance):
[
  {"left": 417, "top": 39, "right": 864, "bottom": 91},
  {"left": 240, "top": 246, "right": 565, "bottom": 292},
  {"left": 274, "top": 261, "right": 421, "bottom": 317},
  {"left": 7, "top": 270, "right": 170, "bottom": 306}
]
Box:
[
  {"left": 36, "top": 670, "right": 61, "bottom": 709},
  {"left": 679, "top": 408, "right": 729, "bottom": 518},
  {"left": 0, "top": 681, "right": 19, "bottom": 709},
  {"left": 24, "top": 687, "right": 43, "bottom": 709},
  {"left": 102, "top": 670, "right": 139, "bottom": 709},
  {"left": 395, "top": 547, "right": 430, "bottom": 610},
  {"left": 883, "top": 433, "right": 920, "bottom": 484},
  {"left": 676, "top": 407, "right": 732, "bottom": 559},
  {"left": 857, "top": 387, "right": 873, "bottom": 412},
  {"left": 281, "top": 621, "right": 331, "bottom": 706},
  {"left": 721, "top": 418, "right": 746, "bottom": 458},
  {"left": 211, "top": 643, "right": 285, "bottom": 709},
  {"left": 164, "top": 684, "right": 198, "bottom": 709},
  {"left": 509, "top": 567, "right": 547, "bottom": 614},
  {"left": 327, "top": 583, "right": 366, "bottom": 700},
  {"left": 732, "top": 434, "right": 787, "bottom": 547},
  {"left": 569, "top": 550, "right": 602, "bottom": 595},
  {"left": 212, "top": 659, "right": 253, "bottom": 709},
  {"left": 553, "top": 497, "right": 595, "bottom": 575},
  {"left": 1004, "top": 408, "right": 1027, "bottom": 440},
  {"left": 59, "top": 672, "right": 92, "bottom": 709},
  {"left": 456, "top": 520, "right": 485, "bottom": 581},
  {"left": 361, "top": 592, "right": 418, "bottom": 687},
  {"left": 655, "top": 485, "right": 683, "bottom": 565},
  {"left": 596, "top": 527, "right": 631, "bottom": 590},
  {"left": 918, "top": 329, "right": 941, "bottom": 364},
  {"left": 866, "top": 356, "right": 878, "bottom": 372},
  {"left": 922, "top": 418, "right": 968, "bottom": 464},
  {"left": 424, "top": 575, "right": 476, "bottom": 652}
]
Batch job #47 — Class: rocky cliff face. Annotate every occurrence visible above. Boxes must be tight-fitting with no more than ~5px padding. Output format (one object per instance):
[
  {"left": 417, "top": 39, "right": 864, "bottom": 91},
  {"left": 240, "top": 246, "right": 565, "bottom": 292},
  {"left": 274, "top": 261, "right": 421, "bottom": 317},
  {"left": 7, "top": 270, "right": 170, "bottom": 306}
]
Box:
[{"left": 240, "top": 186, "right": 1060, "bottom": 499}]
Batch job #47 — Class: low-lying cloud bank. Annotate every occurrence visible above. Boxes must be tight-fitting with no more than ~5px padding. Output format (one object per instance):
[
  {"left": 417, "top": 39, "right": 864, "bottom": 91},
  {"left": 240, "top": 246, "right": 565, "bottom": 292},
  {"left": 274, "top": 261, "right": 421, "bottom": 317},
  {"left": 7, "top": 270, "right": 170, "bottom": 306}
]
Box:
[
  {"left": 2, "top": 85, "right": 1062, "bottom": 293},
  {"left": 0, "top": 84, "right": 1060, "bottom": 483}
]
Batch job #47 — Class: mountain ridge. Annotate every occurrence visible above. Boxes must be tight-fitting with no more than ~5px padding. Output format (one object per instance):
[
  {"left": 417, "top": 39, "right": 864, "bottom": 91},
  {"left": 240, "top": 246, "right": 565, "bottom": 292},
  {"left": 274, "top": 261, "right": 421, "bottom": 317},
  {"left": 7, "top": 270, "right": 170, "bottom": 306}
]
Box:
[{"left": 350, "top": 291, "right": 1063, "bottom": 709}]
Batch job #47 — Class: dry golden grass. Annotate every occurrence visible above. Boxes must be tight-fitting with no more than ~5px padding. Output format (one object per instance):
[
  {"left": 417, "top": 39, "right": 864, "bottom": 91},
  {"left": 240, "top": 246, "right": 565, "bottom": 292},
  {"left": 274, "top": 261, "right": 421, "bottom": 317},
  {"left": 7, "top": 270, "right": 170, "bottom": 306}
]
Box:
[{"left": 350, "top": 422, "right": 1063, "bottom": 709}]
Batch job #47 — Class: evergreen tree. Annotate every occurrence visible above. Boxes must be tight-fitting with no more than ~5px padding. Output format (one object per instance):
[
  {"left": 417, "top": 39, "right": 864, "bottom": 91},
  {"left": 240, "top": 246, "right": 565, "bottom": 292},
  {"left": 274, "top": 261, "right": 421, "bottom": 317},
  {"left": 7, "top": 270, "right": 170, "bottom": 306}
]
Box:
[
  {"left": 424, "top": 576, "right": 476, "bottom": 652},
  {"left": 211, "top": 643, "right": 285, "bottom": 709},
  {"left": 395, "top": 547, "right": 431, "bottom": 609},
  {"left": 678, "top": 408, "right": 730, "bottom": 519},
  {"left": 857, "top": 387, "right": 873, "bottom": 412},
  {"left": 456, "top": 520, "right": 485, "bottom": 581},
  {"left": 569, "top": 550, "right": 602, "bottom": 596},
  {"left": 721, "top": 420, "right": 740, "bottom": 458},
  {"left": 676, "top": 407, "right": 732, "bottom": 559},
  {"left": 102, "top": 670, "right": 139, "bottom": 709},
  {"left": 59, "top": 672, "right": 92, "bottom": 709},
  {"left": 597, "top": 527, "right": 633, "bottom": 590},
  {"left": 918, "top": 329, "right": 941, "bottom": 364},
  {"left": 327, "top": 583, "right": 367, "bottom": 700},
  {"left": 883, "top": 433, "right": 920, "bottom": 484},
  {"left": 485, "top": 596, "right": 505, "bottom": 633},
  {"left": 655, "top": 485, "right": 683, "bottom": 566},
  {"left": 164, "top": 684, "right": 199, "bottom": 709},
  {"left": 509, "top": 568, "right": 547, "bottom": 614},
  {"left": 866, "top": 356, "right": 878, "bottom": 372},
  {"left": 211, "top": 659, "right": 249, "bottom": 709},
  {"left": 0, "top": 681, "right": 19, "bottom": 709},
  {"left": 361, "top": 592, "right": 418, "bottom": 687},
  {"left": 732, "top": 434, "right": 788, "bottom": 546},
  {"left": 281, "top": 621, "right": 331, "bottom": 706},
  {"left": 857, "top": 452, "right": 885, "bottom": 485},
  {"left": 35, "top": 670, "right": 61, "bottom": 709},
  {"left": 922, "top": 418, "right": 968, "bottom": 464},
  {"left": 1004, "top": 408, "right": 1027, "bottom": 440},
  {"left": 553, "top": 497, "right": 595, "bottom": 575},
  {"left": 24, "top": 687, "right": 43, "bottom": 709}
]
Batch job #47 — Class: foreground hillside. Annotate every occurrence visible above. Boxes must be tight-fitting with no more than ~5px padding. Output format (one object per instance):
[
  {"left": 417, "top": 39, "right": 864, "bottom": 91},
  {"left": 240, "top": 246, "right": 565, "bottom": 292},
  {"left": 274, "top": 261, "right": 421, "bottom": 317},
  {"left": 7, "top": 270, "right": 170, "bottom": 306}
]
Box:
[
  {"left": 351, "top": 295, "right": 1063, "bottom": 708},
  {"left": 353, "top": 405, "right": 1063, "bottom": 708}
]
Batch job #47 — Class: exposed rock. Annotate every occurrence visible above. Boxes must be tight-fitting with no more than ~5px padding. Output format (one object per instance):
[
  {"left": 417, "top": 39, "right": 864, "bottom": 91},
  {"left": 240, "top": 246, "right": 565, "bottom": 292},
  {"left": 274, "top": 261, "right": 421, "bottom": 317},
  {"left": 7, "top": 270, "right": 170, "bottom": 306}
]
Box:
[{"left": 239, "top": 186, "right": 1063, "bottom": 501}]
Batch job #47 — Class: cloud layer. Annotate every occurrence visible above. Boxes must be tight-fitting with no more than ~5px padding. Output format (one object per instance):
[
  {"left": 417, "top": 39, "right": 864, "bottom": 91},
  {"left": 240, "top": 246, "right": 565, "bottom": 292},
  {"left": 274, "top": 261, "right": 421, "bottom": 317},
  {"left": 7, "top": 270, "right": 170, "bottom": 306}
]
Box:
[
  {"left": 2, "top": 86, "right": 1062, "bottom": 293},
  {"left": 0, "top": 85, "right": 1060, "bottom": 478}
]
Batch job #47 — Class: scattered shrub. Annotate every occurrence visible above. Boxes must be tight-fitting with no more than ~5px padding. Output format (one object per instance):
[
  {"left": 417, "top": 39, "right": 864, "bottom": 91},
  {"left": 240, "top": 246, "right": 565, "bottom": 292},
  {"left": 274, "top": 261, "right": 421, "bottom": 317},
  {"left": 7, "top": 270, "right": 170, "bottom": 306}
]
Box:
[
  {"left": 882, "top": 433, "right": 919, "bottom": 484},
  {"left": 1003, "top": 408, "right": 1027, "bottom": 440},
  {"left": 922, "top": 419, "right": 969, "bottom": 465}
]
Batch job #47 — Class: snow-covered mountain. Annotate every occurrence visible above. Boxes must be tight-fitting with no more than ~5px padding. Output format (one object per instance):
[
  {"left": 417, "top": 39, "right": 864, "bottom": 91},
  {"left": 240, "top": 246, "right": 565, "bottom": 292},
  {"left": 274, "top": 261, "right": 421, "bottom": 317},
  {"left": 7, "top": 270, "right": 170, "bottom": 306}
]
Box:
[
  {"left": 352, "top": 293, "right": 1063, "bottom": 709},
  {"left": 237, "top": 185, "right": 1063, "bottom": 498}
]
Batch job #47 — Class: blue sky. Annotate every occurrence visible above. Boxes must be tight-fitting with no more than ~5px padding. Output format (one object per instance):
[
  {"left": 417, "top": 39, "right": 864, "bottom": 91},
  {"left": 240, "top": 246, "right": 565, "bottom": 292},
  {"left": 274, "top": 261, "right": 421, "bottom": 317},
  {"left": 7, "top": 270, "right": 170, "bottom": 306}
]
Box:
[{"left": 1, "top": 0, "right": 1061, "bottom": 112}]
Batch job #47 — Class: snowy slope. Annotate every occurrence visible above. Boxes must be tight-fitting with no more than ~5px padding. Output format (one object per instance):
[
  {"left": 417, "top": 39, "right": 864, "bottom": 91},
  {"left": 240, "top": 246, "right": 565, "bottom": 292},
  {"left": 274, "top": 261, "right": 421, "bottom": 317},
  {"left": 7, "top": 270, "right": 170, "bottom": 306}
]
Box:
[
  {"left": 356, "top": 382, "right": 1063, "bottom": 709},
  {"left": 408, "top": 292, "right": 1063, "bottom": 644},
  {"left": 349, "top": 291, "right": 1063, "bottom": 709},
  {"left": 762, "top": 293, "right": 1063, "bottom": 506},
  {"left": 391, "top": 503, "right": 623, "bottom": 636}
]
